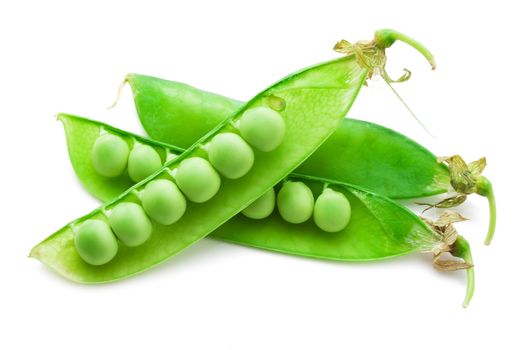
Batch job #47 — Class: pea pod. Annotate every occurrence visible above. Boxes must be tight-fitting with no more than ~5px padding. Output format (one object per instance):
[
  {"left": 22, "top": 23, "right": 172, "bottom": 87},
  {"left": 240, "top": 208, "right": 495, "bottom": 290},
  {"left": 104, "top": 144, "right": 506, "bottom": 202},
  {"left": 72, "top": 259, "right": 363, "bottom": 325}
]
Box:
[
  {"left": 33, "top": 29, "right": 430, "bottom": 283},
  {"left": 125, "top": 77, "right": 496, "bottom": 244},
  {"left": 56, "top": 113, "right": 475, "bottom": 306}
]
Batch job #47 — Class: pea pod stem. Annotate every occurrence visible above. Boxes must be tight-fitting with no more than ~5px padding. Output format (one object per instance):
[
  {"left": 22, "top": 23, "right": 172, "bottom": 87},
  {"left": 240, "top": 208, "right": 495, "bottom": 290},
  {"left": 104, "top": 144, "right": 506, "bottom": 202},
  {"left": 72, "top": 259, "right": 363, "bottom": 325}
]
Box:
[
  {"left": 374, "top": 29, "right": 436, "bottom": 70},
  {"left": 337, "top": 29, "right": 436, "bottom": 135},
  {"left": 477, "top": 177, "right": 496, "bottom": 245},
  {"left": 451, "top": 236, "right": 475, "bottom": 308}
]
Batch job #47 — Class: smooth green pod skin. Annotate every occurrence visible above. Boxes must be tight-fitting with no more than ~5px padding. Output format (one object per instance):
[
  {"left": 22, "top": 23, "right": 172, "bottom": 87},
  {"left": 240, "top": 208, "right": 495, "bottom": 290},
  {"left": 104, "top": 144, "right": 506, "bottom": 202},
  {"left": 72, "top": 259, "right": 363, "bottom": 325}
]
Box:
[
  {"left": 239, "top": 106, "right": 285, "bottom": 152},
  {"left": 207, "top": 133, "right": 254, "bottom": 179},
  {"left": 109, "top": 202, "right": 152, "bottom": 247},
  {"left": 32, "top": 47, "right": 372, "bottom": 282},
  {"left": 128, "top": 143, "right": 162, "bottom": 182},
  {"left": 277, "top": 181, "right": 315, "bottom": 224},
  {"left": 175, "top": 157, "right": 221, "bottom": 202},
  {"left": 92, "top": 134, "right": 129, "bottom": 177},
  {"left": 313, "top": 188, "right": 351, "bottom": 232},
  {"left": 142, "top": 179, "right": 186, "bottom": 225},
  {"left": 127, "top": 74, "right": 450, "bottom": 199},
  {"left": 74, "top": 220, "right": 118, "bottom": 266},
  {"left": 242, "top": 188, "right": 275, "bottom": 219}
]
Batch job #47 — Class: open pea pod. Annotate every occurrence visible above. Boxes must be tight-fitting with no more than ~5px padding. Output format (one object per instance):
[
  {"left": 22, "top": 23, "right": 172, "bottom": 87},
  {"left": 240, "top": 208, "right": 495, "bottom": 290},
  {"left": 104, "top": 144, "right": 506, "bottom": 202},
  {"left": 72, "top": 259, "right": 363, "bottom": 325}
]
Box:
[
  {"left": 33, "top": 30, "right": 407, "bottom": 284},
  {"left": 125, "top": 75, "right": 496, "bottom": 244},
  {"left": 57, "top": 113, "right": 475, "bottom": 306}
]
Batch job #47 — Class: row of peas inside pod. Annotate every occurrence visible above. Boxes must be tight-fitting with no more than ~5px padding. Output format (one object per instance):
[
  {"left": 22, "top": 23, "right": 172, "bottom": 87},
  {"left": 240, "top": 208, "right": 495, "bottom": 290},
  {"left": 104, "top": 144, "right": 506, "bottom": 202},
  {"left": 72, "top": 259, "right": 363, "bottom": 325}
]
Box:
[
  {"left": 77, "top": 106, "right": 287, "bottom": 265},
  {"left": 243, "top": 182, "right": 352, "bottom": 233}
]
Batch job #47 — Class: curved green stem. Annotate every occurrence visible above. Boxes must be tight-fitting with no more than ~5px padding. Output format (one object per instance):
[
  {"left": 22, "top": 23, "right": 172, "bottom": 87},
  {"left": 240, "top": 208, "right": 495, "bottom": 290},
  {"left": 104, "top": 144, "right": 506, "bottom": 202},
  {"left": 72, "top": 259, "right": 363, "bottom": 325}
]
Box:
[
  {"left": 374, "top": 29, "right": 436, "bottom": 69},
  {"left": 452, "top": 236, "right": 475, "bottom": 308},
  {"left": 477, "top": 177, "right": 497, "bottom": 245}
]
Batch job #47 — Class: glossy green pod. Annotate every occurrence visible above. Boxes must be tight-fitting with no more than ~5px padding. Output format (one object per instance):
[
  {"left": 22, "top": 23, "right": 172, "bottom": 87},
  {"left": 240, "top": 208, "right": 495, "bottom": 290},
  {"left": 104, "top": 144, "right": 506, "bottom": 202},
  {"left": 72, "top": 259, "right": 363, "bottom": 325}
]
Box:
[{"left": 32, "top": 40, "right": 380, "bottom": 282}]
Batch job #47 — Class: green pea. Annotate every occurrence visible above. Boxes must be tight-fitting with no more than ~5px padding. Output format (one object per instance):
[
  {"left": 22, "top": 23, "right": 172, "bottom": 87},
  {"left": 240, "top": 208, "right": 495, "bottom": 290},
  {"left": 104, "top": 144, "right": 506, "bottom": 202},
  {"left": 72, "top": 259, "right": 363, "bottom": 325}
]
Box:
[
  {"left": 175, "top": 157, "right": 221, "bottom": 203},
  {"left": 109, "top": 202, "right": 153, "bottom": 247},
  {"left": 207, "top": 133, "right": 254, "bottom": 179},
  {"left": 74, "top": 219, "right": 118, "bottom": 265},
  {"left": 92, "top": 134, "right": 129, "bottom": 177},
  {"left": 242, "top": 188, "right": 275, "bottom": 219},
  {"left": 277, "top": 181, "right": 314, "bottom": 224},
  {"left": 239, "top": 106, "right": 285, "bottom": 152},
  {"left": 128, "top": 143, "right": 162, "bottom": 182},
  {"left": 142, "top": 179, "right": 186, "bottom": 225},
  {"left": 313, "top": 188, "right": 351, "bottom": 232}
]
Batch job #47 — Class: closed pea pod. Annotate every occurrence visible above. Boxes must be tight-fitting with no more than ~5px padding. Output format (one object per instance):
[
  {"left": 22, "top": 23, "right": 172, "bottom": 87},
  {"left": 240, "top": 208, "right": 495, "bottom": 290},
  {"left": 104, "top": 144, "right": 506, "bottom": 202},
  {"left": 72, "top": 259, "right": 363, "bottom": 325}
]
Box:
[
  {"left": 128, "top": 143, "right": 162, "bottom": 182},
  {"left": 174, "top": 157, "right": 221, "bottom": 203},
  {"left": 277, "top": 181, "right": 314, "bottom": 224},
  {"left": 242, "top": 188, "right": 275, "bottom": 219},
  {"left": 207, "top": 132, "right": 254, "bottom": 179},
  {"left": 313, "top": 188, "right": 351, "bottom": 232},
  {"left": 74, "top": 220, "right": 118, "bottom": 266},
  {"left": 239, "top": 106, "right": 285, "bottom": 152},
  {"left": 141, "top": 179, "right": 186, "bottom": 225},
  {"left": 109, "top": 202, "right": 152, "bottom": 246},
  {"left": 92, "top": 134, "right": 129, "bottom": 177}
]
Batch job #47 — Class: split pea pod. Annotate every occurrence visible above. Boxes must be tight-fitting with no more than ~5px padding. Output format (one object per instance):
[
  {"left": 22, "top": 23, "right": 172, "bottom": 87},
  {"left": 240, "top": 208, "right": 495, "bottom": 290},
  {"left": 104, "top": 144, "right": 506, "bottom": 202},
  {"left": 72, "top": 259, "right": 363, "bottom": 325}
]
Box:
[
  {"left": 56, "top": 113, "right": 476, "bottom": 306},
  {"left": 33, "top": 29, "right": 432, "bottom": 283},
  {"left": 124, "top": 75, "right": 496, "bottom": 244}
]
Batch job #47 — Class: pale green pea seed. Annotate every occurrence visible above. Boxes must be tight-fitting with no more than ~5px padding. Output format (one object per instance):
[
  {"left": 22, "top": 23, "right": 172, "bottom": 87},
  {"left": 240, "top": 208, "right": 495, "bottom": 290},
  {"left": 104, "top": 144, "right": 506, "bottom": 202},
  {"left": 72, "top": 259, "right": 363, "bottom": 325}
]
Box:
[
  {"left": 128, "top": 143, "right": 162, "bottom": 182},
  {"left": 277, "top": 181, "right": 314, "bottom": 224},
  {"left": 74, "top": 219, "right": 118, "bottom": 265},
  {"left": 239, "top": 106, "right": 285, "bottom": 152},
  {"left": 142, "top": 179, "right": 186, "bottom": 225},
  {"left": 109, "top": 202, "right": 153, "bottom": 247},
  {"left": 242, "top": 188, "right": 276, "bottom": 219},
  {"left": 175, "top": 157, "right": 221, "bottom": 203},
  {"left": 313, "top": 188, "right": 352, "bottom": 232},
  {"left": 92, "top": 134, "right": 129, "bottom": 177},
  {"left": 207, "top": 132, "right": 254, "bottom": 179}
]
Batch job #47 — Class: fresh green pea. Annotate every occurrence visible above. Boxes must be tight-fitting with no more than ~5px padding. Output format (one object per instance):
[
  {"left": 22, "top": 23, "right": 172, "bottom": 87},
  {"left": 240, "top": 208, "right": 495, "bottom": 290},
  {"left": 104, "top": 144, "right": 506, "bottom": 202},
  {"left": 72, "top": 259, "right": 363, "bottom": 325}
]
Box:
[
  {"left": 313, "top": 188, "right": 351, "bottom": 232},
  {"left": 128, "top": 143, "right": 162, "bottom": 182},
  {"left": 207, "top": 132, "right": 254, "bottom": 179},
  {"left": 74, "top": 219, "right": 118, "bottom": 265},
  {"left": 174, "top": 157, "right": 221, "bottom": 203},
  {"left": 239, "top": 106, "right": 285, "bottom": 152},
  {"left": 277, "top": 181, "right": 314, "bottom": 224},
  {"left": 142, "top": 179, "right": 186, "bottom": 225},
  {"left": 242, "top": 188, "right": 275, "bottom": 219},
  {"left": 109, "top": 202, "right": 153, "bottom": 246},
  {"left": 92, "top": 134, "right": 129, "bottom": 177}
]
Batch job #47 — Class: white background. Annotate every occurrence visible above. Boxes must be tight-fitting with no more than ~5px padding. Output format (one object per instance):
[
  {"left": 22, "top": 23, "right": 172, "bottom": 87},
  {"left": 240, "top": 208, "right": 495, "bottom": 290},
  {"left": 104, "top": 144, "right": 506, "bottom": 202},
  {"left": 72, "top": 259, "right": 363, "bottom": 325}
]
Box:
[{"left": 1, "top": 1, "right": 523, "bottom": 349}]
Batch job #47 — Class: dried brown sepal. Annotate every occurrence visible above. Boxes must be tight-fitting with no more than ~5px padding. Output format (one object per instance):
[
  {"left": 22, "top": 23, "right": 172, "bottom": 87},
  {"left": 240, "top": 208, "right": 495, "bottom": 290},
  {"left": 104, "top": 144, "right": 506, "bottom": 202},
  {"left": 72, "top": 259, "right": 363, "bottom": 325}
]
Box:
[
  {"left": 439, "top": 155, "right": 477, "bottom": 194},
  {"left": 333, "top": 38, "right": 403, "bottom": 82},
  {"left": 417, "top": 194, "right": 467, "bottom": 213},
  {"left": 433, "top": 253, "right": 473, "bottom": 271},
  {"left": 468, "top": 157, "right": 487, "bottom": 177},
  {"left": 422, "top": 210, "right": 473, "bottom": 271},
  {"left": 438, "top": 155, "right": 488, "bottom": 195},
  {"left": 435, "top": 211, "right": 468, "bottom": 227},
  {"left": 333, "top": 39, "right": 354, "bottom": 53}
]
